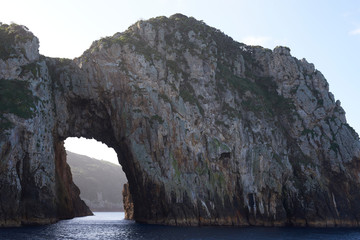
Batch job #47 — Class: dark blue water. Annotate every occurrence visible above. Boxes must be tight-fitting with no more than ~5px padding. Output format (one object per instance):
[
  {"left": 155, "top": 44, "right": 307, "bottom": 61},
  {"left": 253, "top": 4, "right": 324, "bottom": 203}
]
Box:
[{"left": 1, "top": 212, "right": 360, "bottom": 240}]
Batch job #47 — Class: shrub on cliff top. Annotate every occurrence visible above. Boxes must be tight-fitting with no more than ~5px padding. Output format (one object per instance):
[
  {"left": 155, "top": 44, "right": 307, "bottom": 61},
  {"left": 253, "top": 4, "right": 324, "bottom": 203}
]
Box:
[{"left": 0, "top": 23, "right": 34, "bottom": 59}]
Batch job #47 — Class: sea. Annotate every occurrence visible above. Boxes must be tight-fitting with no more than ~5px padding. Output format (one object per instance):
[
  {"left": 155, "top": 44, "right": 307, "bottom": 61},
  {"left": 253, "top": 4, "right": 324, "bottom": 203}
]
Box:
[{"left": 1, "top": 212, "right": 360, "bottom": 240}]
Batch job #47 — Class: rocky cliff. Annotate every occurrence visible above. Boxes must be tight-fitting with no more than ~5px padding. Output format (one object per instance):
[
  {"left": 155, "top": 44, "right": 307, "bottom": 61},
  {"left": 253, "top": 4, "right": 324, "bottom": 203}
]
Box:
[
  {"left": 1, "top": 14, "right": 360, "bottom": 227},
  {"left": 0, "top": 23, "right": 92, "bottom": 226}
]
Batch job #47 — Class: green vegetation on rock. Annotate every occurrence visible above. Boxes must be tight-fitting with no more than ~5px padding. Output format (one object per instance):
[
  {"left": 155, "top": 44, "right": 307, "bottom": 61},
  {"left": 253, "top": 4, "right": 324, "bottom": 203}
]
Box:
[
  {"left": 150, "top": 114, "right": 164, "bottom": 124},
  {"left": 20, "top": 62, "right": 40, "bottom": 78},
  {"left": 166, "top": 60, "right": 184, "bottom": 80},
  {"left": 0, "top": 79, "right": 38, "bottom": 131},
  {"left": 158, "top": 92, "right": 171, "bottom": 103},
  {"left": 97, "top": 31, "right": 161, "bottom": 63},
  {"left": 0, "top": 23, "right": 34, "bottom": 59},
  {"left": 179, "top": 81, "right": 204, "bottom": 116},
  {"left": 148, "top": 14, "right": 243, "bottom": 60},
  {"left": 216, "top": 61, "right": 295, "bottom": 118},
  {"left": 301, "top": 128, "right": 317, "bottom": 138}
]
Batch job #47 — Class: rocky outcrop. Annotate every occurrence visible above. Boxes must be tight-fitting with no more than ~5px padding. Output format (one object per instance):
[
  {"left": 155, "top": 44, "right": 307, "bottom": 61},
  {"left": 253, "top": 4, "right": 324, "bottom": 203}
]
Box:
[
  {"left": 55, "top": 143, "right": 93, "bottom": 219},
  {"left": 0, "top": 23, "right": 91, "bottom": 226},
  {"left": 1, "top": 14, "right": 360, "bottom": 227},
  {"left": 123, "top": 183, "right": 134, "bottom": 219}
]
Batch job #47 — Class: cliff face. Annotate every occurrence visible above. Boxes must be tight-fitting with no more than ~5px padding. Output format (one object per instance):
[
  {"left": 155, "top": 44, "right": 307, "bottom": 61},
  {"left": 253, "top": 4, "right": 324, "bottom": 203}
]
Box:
[
  {"left": 1, "top": 14, "right": 360, "bottom": 227},
  {"left": 0, "top": 23, "right": 91, "bottom": 226}
]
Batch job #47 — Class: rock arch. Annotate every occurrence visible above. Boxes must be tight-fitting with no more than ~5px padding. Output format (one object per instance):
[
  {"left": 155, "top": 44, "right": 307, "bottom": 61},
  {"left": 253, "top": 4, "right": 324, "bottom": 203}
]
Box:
[
  {"left": 48, "top": 59, "right": 162, "bottom": 224},
  {"left": 1, "top": 15, "right": 360, "bottom": 227}
]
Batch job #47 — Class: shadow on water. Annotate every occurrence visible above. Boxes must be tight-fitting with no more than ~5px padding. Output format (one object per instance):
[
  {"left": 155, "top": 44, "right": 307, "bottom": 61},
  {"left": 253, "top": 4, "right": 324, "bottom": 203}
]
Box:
[{"left": 2, "top": 212, "right": 360, "bottom": 240}]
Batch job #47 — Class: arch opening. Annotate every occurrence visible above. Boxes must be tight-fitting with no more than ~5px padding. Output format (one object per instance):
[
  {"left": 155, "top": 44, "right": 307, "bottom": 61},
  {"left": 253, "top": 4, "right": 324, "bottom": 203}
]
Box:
[
  {"left": 52, "top": 92, "right": 141, "bottom": 222},
  {"left": 49, "top": 60, "right": 175, "bottom": 224},
  {"left": 64, "top": 137, "right": 128, "bottom": 214}
]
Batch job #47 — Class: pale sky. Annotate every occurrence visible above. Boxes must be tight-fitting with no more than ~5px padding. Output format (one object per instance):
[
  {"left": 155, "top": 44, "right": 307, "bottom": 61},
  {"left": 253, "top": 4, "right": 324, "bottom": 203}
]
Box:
[{"left": 2, "top": 0, "right": 359, "bottom": 164}]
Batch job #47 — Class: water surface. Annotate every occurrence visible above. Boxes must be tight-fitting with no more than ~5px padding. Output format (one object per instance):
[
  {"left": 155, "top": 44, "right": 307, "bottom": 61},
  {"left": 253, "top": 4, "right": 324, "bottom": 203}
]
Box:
[{"left": 1, "top": 212, "right": 360, "bottom": 239}]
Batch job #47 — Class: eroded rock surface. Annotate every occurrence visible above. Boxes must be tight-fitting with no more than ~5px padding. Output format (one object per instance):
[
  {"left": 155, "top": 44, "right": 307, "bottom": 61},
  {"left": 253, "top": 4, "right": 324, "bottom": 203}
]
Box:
[
  {"left": 123, "top": 183, "right": 134, "bottom": 220},
  {"left": 1, "top": 15, "right": 360, "bottom": 227},
  {"left": 0, "top": 23, "right": 91, "bottom": 226}
]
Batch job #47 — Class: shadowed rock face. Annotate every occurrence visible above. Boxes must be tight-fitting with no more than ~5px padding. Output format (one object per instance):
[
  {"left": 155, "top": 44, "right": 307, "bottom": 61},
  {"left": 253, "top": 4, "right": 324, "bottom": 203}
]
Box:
[
  {"left": 1, "top": 14, "right": 360, "bottom": 227},
  {"left": 123, "top": 183, "right": 134, "bottom": 219}
]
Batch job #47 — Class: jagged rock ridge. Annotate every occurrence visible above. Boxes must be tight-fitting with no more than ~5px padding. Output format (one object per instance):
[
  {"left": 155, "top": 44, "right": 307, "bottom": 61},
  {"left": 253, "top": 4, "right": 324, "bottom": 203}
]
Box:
[{"left": 0, "top": 14, "right": 360, "bottom": 227}]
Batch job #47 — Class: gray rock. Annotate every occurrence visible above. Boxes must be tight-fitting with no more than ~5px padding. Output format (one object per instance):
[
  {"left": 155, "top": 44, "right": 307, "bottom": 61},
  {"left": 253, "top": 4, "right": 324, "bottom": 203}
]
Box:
[{"left": 1, "top": 15, "right": 360, "bottom": 227}]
